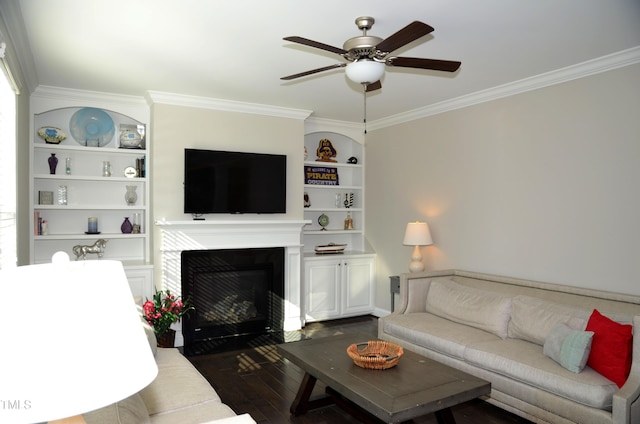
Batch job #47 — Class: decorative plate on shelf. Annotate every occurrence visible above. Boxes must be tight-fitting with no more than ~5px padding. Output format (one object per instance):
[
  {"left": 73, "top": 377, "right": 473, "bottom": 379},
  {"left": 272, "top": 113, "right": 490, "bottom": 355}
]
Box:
[
  {"left": 37, "top": 127, "right": 67, "bottom": 144},
  {"left": 69, "top": 107, "right": 115, "bottom": 147}
]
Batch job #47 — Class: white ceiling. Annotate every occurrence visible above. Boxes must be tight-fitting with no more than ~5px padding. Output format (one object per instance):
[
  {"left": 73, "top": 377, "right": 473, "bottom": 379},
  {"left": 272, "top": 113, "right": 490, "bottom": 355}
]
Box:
[{"left": 4, "top": 0, "right": 640, "bottom": 123}]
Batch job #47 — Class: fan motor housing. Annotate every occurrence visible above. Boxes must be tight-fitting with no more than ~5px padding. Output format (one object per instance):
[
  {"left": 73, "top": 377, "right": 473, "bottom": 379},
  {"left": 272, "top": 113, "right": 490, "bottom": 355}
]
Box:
[{"left": 343, "top": 36, "right": 383, "bottom": 59}]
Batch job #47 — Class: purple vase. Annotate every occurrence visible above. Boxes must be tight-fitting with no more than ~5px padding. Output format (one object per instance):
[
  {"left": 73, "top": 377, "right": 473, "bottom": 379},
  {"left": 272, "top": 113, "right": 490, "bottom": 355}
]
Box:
[
  {"left": 121, "top": 217, "right": 133, "bottom": 234},
  {"left": 48, "top": 153, "right": 58, "bottom": 174}
]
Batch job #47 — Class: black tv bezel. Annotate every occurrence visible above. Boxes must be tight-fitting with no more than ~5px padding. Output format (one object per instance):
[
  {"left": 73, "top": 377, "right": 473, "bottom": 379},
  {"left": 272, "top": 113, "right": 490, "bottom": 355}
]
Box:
[{"left": 183, "top": 148, "right": 287, "bottom": 215}]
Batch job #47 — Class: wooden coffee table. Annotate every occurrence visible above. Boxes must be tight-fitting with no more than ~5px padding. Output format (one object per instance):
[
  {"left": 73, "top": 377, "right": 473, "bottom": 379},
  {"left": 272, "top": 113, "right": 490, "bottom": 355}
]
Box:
[{"left": 278, "top": 333, "right": 490, "bottom": 424}]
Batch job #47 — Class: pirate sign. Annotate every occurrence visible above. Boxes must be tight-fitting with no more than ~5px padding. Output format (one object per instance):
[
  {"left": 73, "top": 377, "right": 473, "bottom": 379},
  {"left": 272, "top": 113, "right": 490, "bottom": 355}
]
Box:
[{"left": 316, "top": 138, "right": 337, "bottom": 162}]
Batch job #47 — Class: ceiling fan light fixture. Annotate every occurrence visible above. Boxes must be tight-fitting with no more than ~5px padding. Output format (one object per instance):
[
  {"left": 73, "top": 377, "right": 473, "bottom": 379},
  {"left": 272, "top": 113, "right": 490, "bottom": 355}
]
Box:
[{"left": 345, "top": 60, "right": 385, "bottom": 84}]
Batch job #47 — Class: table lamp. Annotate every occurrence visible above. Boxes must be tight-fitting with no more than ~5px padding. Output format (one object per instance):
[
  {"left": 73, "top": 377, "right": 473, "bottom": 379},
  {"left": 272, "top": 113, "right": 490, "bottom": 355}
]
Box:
[
  {"left": 0, "top": 252, "right": 158, "bottom": 424},
  {"left": 402, "top": 221, "right": 433, "bottom": 272}
]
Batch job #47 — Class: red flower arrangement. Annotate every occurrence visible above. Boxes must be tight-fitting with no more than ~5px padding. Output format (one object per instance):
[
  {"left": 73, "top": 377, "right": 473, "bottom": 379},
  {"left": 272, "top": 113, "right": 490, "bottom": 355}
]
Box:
[{"left": 143, "top": 289, "right": 194, "bottom": 339}]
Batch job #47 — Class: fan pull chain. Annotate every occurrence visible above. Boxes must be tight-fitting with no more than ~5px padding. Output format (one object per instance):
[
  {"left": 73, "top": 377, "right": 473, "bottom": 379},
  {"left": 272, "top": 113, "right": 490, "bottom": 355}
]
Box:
[{"left": 363, "top": 85, "right": 367, "bottom": 134}]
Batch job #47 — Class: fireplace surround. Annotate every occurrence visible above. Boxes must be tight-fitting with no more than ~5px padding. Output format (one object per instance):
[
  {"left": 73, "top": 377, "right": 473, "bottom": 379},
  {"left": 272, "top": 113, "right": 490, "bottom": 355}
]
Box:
[{"left": 155, "top": 220, "right": 308, "bottom": 347}]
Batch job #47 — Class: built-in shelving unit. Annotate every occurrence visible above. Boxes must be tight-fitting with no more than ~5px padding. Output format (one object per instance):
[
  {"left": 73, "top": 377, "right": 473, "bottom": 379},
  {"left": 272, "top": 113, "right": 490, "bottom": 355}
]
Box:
[
  {"left": 302, "top": 129, "right": 375, "bottom": 323},
  {"left": 303, "top": 131, "right": 366, "bottom": 253},
  {"left": 29, "top": 88, "right": 153, "bottom": 299}
]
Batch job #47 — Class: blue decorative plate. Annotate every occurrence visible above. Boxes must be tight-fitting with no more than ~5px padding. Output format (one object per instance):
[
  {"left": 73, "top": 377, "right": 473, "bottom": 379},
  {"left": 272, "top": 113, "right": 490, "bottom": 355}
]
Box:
[{"left": 69, "top": 108, "right": 115, "bottom": 147}]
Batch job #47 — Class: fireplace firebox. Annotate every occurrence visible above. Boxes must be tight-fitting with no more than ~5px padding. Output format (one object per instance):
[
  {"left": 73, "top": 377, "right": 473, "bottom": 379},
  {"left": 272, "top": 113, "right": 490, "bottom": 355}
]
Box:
[{"left": 181, "top": 247, "right": 285, "bottom": 354}]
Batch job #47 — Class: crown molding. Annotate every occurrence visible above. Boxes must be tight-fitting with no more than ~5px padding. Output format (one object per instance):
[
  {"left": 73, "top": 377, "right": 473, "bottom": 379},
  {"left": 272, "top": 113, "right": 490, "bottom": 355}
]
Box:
[
  {"left": 368, "top": 46, "right": 640, "bottom": 131},
  {"left": 146, "top": 91, "right": 312, "bottom": 121},
  {"left": 33, "top": 85, "right": 147, "bottom": 106},
  {"left": 0, "top": 0, "right": 36, "bottom": 94}
]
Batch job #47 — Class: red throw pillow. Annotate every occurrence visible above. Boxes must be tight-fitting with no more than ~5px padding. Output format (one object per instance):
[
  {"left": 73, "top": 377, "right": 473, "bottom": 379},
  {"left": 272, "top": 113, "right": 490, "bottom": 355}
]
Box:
[{"left": 585, "top": 309, "right": 633, "bottom": 388}]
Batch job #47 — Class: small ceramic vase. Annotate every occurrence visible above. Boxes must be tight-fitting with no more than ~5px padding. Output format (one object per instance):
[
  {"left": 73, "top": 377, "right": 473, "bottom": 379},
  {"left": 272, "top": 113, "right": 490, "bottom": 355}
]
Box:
[
  {"left": 125, "top": 185, "right": 138, "bottom": 206},
  {"left": 48, "top": 153, "right": 58, "bottom": 174},
  {"left": 121, "top": 217, "right": 133, "bottom": 234}
]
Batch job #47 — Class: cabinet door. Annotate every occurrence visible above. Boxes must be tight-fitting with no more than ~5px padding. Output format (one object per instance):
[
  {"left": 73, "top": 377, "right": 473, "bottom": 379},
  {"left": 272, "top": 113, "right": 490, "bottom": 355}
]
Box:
[
  {"left": 342, "top": 257, "right": 375, "bottom": 316},
  {"left": 124, "top": 266, "right": 154, "bottom": 304},
  {"left": 305, "top": 260, "right": 341, "bottom": 322}
]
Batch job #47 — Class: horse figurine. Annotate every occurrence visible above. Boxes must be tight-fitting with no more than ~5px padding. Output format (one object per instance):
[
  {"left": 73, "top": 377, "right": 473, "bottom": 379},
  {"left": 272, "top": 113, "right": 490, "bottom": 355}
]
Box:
[{"left": 72, "top": 239, "right": 108, "bottom": 260}]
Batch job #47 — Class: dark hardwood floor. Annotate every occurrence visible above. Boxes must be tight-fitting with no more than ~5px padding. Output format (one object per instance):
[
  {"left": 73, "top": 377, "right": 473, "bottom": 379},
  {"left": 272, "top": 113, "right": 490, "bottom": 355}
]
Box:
[{"left": 187, "top": 315, "right": 532, "bottom": 424}]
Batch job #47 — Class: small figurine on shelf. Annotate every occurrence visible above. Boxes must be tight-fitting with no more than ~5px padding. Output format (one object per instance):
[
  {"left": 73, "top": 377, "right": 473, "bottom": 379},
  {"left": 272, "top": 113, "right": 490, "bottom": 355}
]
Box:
[
  {"left": 344, "top": 213, "right": 354, "bottom": 230},
  {"left": 316, "top": 138, "right": 337, "bottom": 162},
  {"left": 72, "top": 239, "right": 108, "bottom": 261},
  {"left": 344, "top": 192, "right": 354, "bottom": 208},
  {"left": 304, "top": 192, "right": 311, "bottom": 208}
]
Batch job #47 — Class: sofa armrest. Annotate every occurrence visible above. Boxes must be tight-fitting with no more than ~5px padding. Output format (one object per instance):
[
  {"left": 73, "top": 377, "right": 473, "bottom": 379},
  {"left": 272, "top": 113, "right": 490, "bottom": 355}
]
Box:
[
  {"left": 612, "top": 315, "right": 640, "bottom": 424},
  {"left": 394, "top": 270, "right": 455, "bottom": 314}
]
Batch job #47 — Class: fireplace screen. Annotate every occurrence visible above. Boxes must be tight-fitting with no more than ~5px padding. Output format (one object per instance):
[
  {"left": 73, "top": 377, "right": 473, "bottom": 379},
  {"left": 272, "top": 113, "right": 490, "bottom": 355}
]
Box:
[{"left": 181, "top": 248, "right": 285, "bottom": 348}]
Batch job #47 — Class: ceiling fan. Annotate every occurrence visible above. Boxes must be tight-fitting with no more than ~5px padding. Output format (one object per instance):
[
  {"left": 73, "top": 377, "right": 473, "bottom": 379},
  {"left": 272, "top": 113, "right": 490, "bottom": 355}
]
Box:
[{"left": 281, "top": 16, "right": 461, "bottom": 92}]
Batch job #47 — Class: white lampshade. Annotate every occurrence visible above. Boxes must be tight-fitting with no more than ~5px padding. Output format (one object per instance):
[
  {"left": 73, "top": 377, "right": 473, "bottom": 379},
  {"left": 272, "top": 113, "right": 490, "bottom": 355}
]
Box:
[
  {"left": 403, "top": 221, "right": 433, "bottom": 246},
  {"left": 403, "top": 221, "right": 433, "bottom": 273},
  {"left": 345, "top": 59, "right": 385, "bottom": 84},
  {"left": 0, "top": 252, "right": 158, "bottom": 423}
]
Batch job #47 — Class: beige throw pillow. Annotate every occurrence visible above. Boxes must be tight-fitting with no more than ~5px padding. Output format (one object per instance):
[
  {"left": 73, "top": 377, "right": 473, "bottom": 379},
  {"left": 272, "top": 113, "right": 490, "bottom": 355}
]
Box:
[
  {"left": 425, "top": 279, "right": 513, "bottom": 339},
  {"left": 508, "top": 295, "right": 590, "bottom": 345}
]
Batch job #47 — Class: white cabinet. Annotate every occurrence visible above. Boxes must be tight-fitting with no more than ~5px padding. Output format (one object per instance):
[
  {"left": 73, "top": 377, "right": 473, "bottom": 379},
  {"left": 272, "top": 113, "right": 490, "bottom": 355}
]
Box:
[
  {"left": 29, "top": 89, "right": 152, "bottom": 296},
  {"left": 304, "top": 254, "right": 375, "bottom": 323},
  {"left": 124, "top": 266, "right": 154, "bottom": 302}
]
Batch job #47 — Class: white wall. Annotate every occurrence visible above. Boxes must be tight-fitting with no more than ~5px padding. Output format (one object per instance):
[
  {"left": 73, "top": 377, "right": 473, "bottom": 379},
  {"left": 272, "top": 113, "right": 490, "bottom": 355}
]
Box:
[
  {"left": 149, "top": 102, "right": 305, "bottom": 287},
  {"left": 366, "top": 63, "right": 640, "bottom": 307}
]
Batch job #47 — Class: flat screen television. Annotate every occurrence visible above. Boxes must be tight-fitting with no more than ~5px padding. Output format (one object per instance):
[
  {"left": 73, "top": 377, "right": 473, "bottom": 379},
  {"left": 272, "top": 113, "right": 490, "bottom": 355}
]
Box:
[{"left": 184, "top": 148, "right": 287, "bottom": 215}]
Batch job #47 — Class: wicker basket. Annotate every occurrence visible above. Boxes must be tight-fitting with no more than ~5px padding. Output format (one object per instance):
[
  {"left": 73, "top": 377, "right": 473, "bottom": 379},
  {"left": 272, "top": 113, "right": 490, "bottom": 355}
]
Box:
[{"left": 347, "top": 340, "right": 404, "bottom": 370}]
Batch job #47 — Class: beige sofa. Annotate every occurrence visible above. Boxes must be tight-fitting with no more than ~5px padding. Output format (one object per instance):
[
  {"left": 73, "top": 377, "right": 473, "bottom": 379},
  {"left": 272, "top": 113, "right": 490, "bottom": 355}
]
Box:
[
  {"left": 85, "top": 319, "right": 255, "bottom": 424},
  {"left": 378, "top": 270, "right": 640, "bottom": 424}
]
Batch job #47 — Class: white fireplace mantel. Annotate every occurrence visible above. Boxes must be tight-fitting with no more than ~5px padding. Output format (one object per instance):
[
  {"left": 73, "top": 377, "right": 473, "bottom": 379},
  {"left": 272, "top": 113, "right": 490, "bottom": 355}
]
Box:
[
  {"left": 155, "top": 219, "right": 310, "bottom": 340},
  {"left": 155, "top": 219, "right": 309, "bottom": 251}
]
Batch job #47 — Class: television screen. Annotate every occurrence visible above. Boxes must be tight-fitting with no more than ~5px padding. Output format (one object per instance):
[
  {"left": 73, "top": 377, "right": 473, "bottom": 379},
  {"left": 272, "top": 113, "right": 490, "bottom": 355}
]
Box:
[{"left": 184, "top": 148, "right": 286, "bottom": 215}]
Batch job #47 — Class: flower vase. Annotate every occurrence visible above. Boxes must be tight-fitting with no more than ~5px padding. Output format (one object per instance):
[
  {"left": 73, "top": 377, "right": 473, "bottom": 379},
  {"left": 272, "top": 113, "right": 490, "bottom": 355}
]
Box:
[
  {"left": 124, "top": 185, "right": 137, "bottom": 206},
  {"left": 121, "top": 217, "right": 133, "bottom": 234},
  {"left": 156, "top": 329, "right": 176, "bottom": 348},
  {"left": 48, "top": 153, "right": 58, "bottom": 174}
]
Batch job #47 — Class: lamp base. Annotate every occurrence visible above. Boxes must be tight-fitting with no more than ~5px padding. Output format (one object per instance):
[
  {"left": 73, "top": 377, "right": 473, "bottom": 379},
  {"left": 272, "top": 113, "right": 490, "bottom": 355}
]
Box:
[
  {"left": 408, "top": 245, "right": 425, "bottom": 273},
  {"left": 408, "top": 260, "right": 425, "bottom": 273}
]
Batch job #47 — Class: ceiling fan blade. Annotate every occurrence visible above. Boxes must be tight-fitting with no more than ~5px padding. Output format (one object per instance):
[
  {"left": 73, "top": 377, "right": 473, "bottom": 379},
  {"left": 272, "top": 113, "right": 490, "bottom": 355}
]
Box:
[
  {"left": 281, "top": 63, "right": 346, "bottom": 80},
  {"left": 283, "top": 36, "right": 347, "bottom": 55},
  {"left": 375, "top": 21, "right": 434, "bottom": 54},
  {"left": 387, "top": 56, "right": 461, "bottom": 72},
  {"left": 365, "top": 80, "right": 382, "bottom": 92}
]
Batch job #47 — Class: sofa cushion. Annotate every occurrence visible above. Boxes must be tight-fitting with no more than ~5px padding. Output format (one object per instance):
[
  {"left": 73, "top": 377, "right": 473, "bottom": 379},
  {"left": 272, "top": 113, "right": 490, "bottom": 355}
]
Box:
[
  {"left": 425, "top": 279, "right": 512, "bottom": 339},
  {"left": 586, "top": 309, "right": 633, "bottom": 388},
  {"left": 464, "top": 338, "right": 618, "bottom": 409},
  {"left": 543, "top": 323, "right": 593, "bottom": 373},
  {"left": 84, "top": 392, "right": 151, "bottom": 424},
  {"left": 382, "top": 312, "right": 500, "bottom": 360},
  {"left": 199, "top": 414, "right": 257, "bottom": 424},
  {"left": 140, "top": 348, "right": 221, "bottom": 416},
  {"left": 507, "top": 295, "right": 590, "bottom": 345},
  {"left": 149, "top": 401, "right": 237, "bottom": 424}
]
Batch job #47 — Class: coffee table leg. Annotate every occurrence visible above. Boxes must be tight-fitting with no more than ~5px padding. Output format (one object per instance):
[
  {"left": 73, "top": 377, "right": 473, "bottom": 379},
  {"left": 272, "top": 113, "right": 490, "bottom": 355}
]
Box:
[
  {"left": 434, "top": 407, "right": 456, "bottom": 424},
  {"left": 290, "top": 372, "right": 335, "bottom": 416}
]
